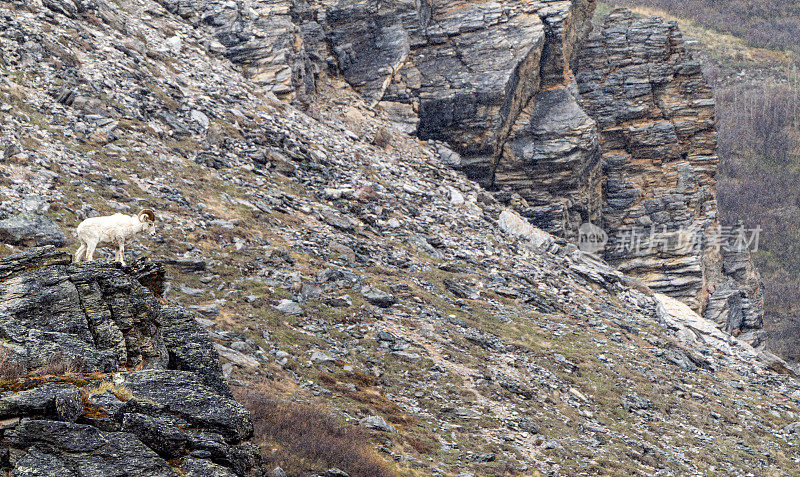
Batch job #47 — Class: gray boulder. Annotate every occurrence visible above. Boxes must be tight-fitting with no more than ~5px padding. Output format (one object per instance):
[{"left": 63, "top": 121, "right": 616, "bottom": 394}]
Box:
[
  {"left": 114, "top": 370, "right": 253, "bottom": 441},
  {"left": 5, "top": 419, "right": 175, "bottom": 477},
  {"left": 182, "top": 457, "right": 238, "bottom": 477},
  {"left": 0, "top": 212, "right": 66, "bottom": 247},
  {"left": 361, "top": 285, "right": 396, "bottom": 307},
  {"left": 622, "top": 393, "right": 652, "bottom": 412},
  {"left": 121, "top": 412, "right": 189, "bottom": 458},
  {"left": 359, "top": 415, "right": 395, "bottom": 432},
  {"left": 0, "top": 382, "right": 82, "bottom": 422}
]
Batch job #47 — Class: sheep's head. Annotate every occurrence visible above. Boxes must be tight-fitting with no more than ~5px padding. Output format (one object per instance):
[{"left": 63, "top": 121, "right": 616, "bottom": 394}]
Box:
[{"left": 138, "top": 209, "right": 157, "bottom": 235}]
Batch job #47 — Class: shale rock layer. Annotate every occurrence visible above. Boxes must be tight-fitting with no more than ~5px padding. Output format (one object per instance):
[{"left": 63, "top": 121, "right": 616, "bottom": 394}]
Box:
[{"left": 0, "top": 248, "right": 258, "bottom": 476}]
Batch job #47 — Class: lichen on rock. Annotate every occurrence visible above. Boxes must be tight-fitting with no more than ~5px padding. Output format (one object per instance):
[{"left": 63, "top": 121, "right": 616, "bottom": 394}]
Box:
[{"left": 0, "top": 247, "right": 258, "bottom": 476}]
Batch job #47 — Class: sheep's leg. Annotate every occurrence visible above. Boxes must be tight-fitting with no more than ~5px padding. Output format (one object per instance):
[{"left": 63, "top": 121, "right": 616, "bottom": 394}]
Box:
[
  {"left": 74, "top": 243, "right": 86, "bottom": 263},
  {"left": 117, "top": 241, "right": 126, "bottom": 267},
  {"left": 86, "top": 242, "right": 97, "bottom": 262}
]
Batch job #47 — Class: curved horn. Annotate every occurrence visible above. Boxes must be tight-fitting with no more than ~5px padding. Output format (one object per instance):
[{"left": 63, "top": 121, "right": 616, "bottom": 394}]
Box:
[{"left": 138, "top": 209, "right": 156, "bottom": 222}]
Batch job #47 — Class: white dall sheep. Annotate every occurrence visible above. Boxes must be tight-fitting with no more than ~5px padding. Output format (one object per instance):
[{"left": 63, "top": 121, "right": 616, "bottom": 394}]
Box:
[{"left": 74, "top": 209, "right": 156, "bottom": 266}]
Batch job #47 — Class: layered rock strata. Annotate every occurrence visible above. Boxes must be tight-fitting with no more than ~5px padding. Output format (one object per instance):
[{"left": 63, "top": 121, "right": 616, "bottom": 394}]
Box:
[
  {"left": 575, "top": 10, "right": 764, "bottom": 342},
  {"left": 156, "top": 0, "right": 314, "bottom": 98},
  {"left": 576, "top": 10, "right": 719, "bottom": 308},
  {"left": 151, "top": 0, "right": 765, "bottom": 340},
  {"left": 0, "top": 247, "right": 259, "bottom": 476}
]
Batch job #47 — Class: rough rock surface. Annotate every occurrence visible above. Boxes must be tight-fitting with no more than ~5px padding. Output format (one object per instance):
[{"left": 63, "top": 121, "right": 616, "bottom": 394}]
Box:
[
  {"left": 154, "top": 0, "right": 313, "bottom": 98},
  {"left": 0, "top": 248, "right": 258, "bottom": 476},
  {"left": 235, "top": 0, "right": 766, "bottom": 345},
  {"left": 575, "top": 10, "right": 764, "bottom": 342},
  {"left": 0, "top": 0, "right": 798, "bottom": 474},
  {"left": 0, "top": 212, "right": 66, "bottom": 247},
  {"left": 0, "top": 248, "right": 167, "bottom": 372},
  {"left": 577, "top": 10, "right": 720, "bottom": 307},
  {"left": 496, "top": 84, "right": 602, "bottom": 240}
]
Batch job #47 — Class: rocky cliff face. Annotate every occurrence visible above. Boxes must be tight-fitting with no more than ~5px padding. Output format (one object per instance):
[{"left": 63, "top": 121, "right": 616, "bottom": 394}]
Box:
[
  {"left": 296, "top": 0, "right": 603, "bottom": 241},
  {"left": 1, "top": 0, "right": 797, "bottom": 474},
  {"left": 577, "top": 10, "right": 719, "bottom": 307},
  {"left": 0, "top": 247, "right": 260, "bottom": 476},
  {"left": 574, "top": 10, "right": 764, "bottom": 343},
  {"left": 248, "top": 2, "right": 764, "bottom": 344}
]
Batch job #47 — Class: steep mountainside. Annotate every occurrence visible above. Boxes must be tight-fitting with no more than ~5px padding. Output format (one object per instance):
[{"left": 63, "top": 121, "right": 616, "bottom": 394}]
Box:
[
  {"left": 226, "top": 0, "right": 765, "bottom": 345},
  {"left": 0, "top": 248, "right": 261, "bottom": 475},
  {"left": 600, "top": 0, "right": 800, "bottom": 370},
  {"left": 2, "top": 0, "right": 800, "bottom": 475}
]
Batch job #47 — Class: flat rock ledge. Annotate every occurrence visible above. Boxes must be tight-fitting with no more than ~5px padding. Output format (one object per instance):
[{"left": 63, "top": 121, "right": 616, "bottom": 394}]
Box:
[{"left": 0, "top": 247, "right": 261, "bottom": 476}]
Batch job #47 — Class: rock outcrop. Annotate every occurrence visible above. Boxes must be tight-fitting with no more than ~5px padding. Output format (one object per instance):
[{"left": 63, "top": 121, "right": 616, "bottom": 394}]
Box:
[
  {"left": 1, "top": 0, "right": 796, "bottom": 474},
  {"left": 575, "top": 10, "right": 764, "bottom": 343},
  {"left": 259, "top": 2, "right": 764, "bottom": 343},
  {"left": 576, "top": 10, "right": 719, "bottom": 309},
  {"left": 0, "top": 247, "right": 259, "bottom": 476},
  {"left": 293, "top": 0, "right": 604, "bottom": 240},
  {"left": 154, "top": 0, "right": 314, "bottom": 99},
  {"left": 0, "top": 212, "right": 66, "bottom": 248}
]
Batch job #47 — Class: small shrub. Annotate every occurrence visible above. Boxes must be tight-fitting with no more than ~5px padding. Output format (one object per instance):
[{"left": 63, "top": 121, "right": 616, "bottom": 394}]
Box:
[
  {"left": 407, "top": 436, "right": 436, "bottom": 455},
  {"left": 86, "top": 381, "right": 135, "bottom": 402},
  {"left": 0, "top": 348, "right": 26, "bottom": 381},
  {"left": 233, "top": 388, "right": 398, "bottom": 477},
  {"left": 29, "top": 354, "right": 85, "bottom": 376}
]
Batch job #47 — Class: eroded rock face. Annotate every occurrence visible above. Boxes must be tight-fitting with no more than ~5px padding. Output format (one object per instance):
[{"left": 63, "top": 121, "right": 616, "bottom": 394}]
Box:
[
  {"left": 496, "top": 84, "right": 602, "bottom": 240},
  {"left": 576, "top": 10, "right": 718, "bottom": 309},
  {"left": 203, "top": 0, "right": 595, "bottom": 164},
  {"left": 156, "top": 0, "right": 314, "bottom": 98},
  {"left": 0, "top": 247, "right": 259, "bottom": 476},
  {"left": 304, "top": 0, "right": 553, "bottom": 159},
  {"left": 575, "top": 10, "right": 764, "bottom": 343},
  {"left": 0, "top": 248, "right": 167, "bottom": 372},
  {"left": 704, "top": 248, "right": 765, "bottom": 343},
  {"left": 303, "top": 0, "right": 603, "bottom": 240}
]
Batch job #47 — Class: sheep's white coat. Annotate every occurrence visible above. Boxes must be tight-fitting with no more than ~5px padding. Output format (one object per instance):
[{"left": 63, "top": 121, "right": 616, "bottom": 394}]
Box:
[{"left": 74, "top": 212, "right": 156, "bottom": 266}]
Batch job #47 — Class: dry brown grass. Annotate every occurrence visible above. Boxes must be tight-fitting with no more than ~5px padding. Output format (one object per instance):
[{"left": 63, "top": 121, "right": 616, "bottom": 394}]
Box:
[
  {"left": 28, "top": 353, "right": 84, "bottom": 376},
  {"left": 406, "top": 436, "right": 436, "bottom": 455},
  {"left": 233, "top": 387, "right": 398, "bottom": 477},
  {"left": 606, "top": 0, "right": 800, "bottom": 57},
  {"left": 316, "top": 371, "right": 414, "bottom": 425},
  {"left": 0, "top": 349, "right": 89, "bottom": 383},
  {"left": 0, "top": 348, "right": 26, "bottom": 381}
]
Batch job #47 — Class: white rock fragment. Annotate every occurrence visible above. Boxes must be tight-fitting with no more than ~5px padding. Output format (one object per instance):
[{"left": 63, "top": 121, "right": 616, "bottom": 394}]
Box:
[
  {"left": 213, "top": 343, "right": 260, "bottom": 368},
  {"left": 275, "top": 299, "right": 303, "bottom": 315},
  {"left": 165, "top": 35, "right": 182, "bottom": 54},
  {"left": 190, "top": 110, "right": 210, "bottom": 130},
  {"left": 497, "top": 209, "right": 553, "bottom": 249},
  {"left": 448, "top": 187, "right": 465, "bottom": 205},
  {"left": 310, "top": 350, "right": 336, "bottom": 365},
  {"left": 360, "top": 415, "right": 395, "bottom": 432}
]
